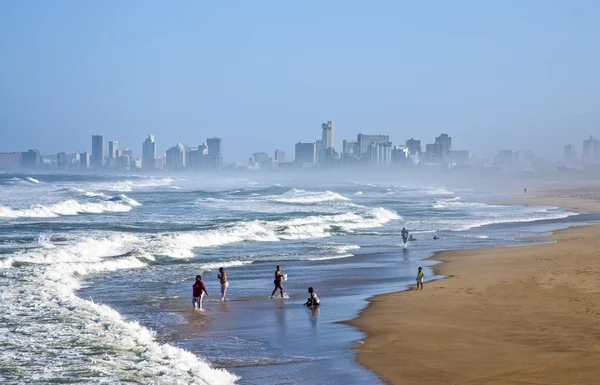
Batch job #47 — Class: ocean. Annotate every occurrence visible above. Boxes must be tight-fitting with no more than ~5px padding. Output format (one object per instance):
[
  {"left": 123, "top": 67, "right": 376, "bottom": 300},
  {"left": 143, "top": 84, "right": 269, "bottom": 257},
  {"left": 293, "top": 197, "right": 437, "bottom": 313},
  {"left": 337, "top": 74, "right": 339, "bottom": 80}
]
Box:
[{"left": 0, "top": 172, "right": 588, "bottom": 384}]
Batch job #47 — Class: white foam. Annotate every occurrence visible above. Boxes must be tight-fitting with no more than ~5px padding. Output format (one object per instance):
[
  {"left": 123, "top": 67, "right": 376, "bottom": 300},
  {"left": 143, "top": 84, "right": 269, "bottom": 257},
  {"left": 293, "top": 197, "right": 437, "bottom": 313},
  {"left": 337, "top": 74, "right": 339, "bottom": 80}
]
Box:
[
  {"left": 272, "top": 189, "right": 349, "bottom": 204},
  {"left": 0, "top": 199, "right": 134, "bottom": 218},
  {"left": 26, "top": 177, "right": 40, "bottom": 184},
  {"left": 425, "top": 188, "right": 455, "bottom": 195}
]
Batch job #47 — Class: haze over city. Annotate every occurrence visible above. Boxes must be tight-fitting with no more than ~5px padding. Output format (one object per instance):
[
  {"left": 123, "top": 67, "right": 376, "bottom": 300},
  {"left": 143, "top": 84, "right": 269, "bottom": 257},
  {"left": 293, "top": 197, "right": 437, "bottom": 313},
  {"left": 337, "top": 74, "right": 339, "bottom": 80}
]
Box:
[{"left": 1, "top": 1, "right": 600, "bottom": 163}]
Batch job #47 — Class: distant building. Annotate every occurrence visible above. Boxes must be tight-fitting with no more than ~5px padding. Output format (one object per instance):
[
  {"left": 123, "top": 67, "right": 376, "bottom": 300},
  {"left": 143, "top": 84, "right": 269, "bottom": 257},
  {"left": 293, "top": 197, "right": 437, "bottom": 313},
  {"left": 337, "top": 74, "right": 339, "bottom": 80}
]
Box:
[
  {"left": 21, "top": 149, "right": 41, "bottom": 168},
  {"left": 274, "top": 149, "right": 285, "bottom": 163},
  {"left": 367, "top": 142, "right": 392, "bottom": 168},
  {"left": 582, "top": 136, "right": 599, "bottom": 163},
  {"left": 92, "top": 135, "right": 104, "bottom": 168},
  {"left": 435, "top": 133, "right": 452, "bottom": 160},
  {"left": 142, "top": 135, "right": 156, "bottom": 170},
  {"left": 79, "top": 151, "right": 91, "bottom": 169},
  {"left": 391, "top": 145, "right": 409, "bottom": 165},
  {"left": 564, "top": 144, "right": 576, "bottom": 163},
  {"left": 0, "top": 152, "right": 21, "bottom": 169},
  {"left": 342, "top": 140, "right": 357, "bottom": 155},
  {"left": 424, "top": 143, "right": 440, "bottom": 162},
  {"left": 108, "top": 140, "right": 119, "bottom": 166},
  {"left": 155, "top": 155, "right": 166, "bottom": 170},
  {"left": 57, "top": 152, "right": 67, "bottom": 169},
  {"left": 315, "top": 139, "right": 323, "bottom": 163},
  {"left": 295, "top": 142, "right": 316, "bottom": 166},
  {"left": 356, "top": 134, "right": 390, "bottom": 158},
  {"left": 321, "top": 121, "right": 334, "bottom": 149},
  {"left": 206, "top": 137, "right": 223, "bottom": 170},
  {"left": 166, "top": 143, "right": 186, "bottom": 169},
  {"left": 405, "top": 137, "right": 422, "bottom": 157}
]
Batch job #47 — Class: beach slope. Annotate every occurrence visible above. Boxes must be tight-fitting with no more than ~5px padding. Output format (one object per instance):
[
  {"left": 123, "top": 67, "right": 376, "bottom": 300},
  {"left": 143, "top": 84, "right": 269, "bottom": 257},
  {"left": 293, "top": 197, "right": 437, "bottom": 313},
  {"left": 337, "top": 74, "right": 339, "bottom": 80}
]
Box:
[{"left": 349, "top": 195, "right": 600, "bottom": 384}]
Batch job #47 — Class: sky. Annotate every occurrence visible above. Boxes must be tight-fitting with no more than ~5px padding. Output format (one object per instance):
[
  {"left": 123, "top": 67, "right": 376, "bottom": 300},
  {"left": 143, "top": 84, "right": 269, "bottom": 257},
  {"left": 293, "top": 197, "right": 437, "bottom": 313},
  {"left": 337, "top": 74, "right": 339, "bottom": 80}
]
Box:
[{"left": 1, "top": 0, "right": 599, "bottom": 163}]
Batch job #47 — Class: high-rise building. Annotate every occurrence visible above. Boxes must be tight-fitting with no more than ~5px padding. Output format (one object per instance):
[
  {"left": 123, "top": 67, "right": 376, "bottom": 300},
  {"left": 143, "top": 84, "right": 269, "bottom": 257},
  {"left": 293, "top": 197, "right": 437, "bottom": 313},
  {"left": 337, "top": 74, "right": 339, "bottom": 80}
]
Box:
[
  {"left": 564, "top": 144, "right": 576, "bottom": 162},
  {"left": 435, "top": 133, "right": 452, "bottom": 160},
  {"left": 142, "top": 135, "right": 156, "bottom": 170},
  {"left": 342, "top": 140, "right": 357, "bottom": 155},
  {"left": 405, "top": 137, "right": 422, "bottom": 156},
  {"left": 367, "top": 142, "right": 392, "bottom": 168},
  {"left": 21, "top": 149, "right": 41, "bottom": 168},
  {"left": 295, "top": 142, "right": 316, "bottom": 165},
  {"left": 92, "top": 135, "right": 104, "bottom": 168},
  {"left": 356, "top": 134, "right": 390, "bottom": 157},
  {"left": 166, "top": 143, "right": 186, "bottom": 169},
  {"left": 321, "top": 121, "right": 334, "bottom": 149},
  {"left": 315, "top": 139, "right": 323, "bottom": 163},
  {"left": 79, "top": 151, "right": 91, "bottom": 169},
  {"left": 392, "top": 145, "right": 410, "bottom": 165},
  {"left": 582, "top": 136, "right": 598, "bottom": 163},
  {"left": 108, "top": 140, "right": 119, "bottom": 160},
  {"left": 0, "top": 152, "right": 21, "bottom": 169},
  {"left": 57, "top": 152, "right": 67, "bottom": 169},
  {"left": 274, "top": 150, "right": 285, "bottom": 163},
  {"left": 206, "top": 137, "right": 223, "bottom": 170}
]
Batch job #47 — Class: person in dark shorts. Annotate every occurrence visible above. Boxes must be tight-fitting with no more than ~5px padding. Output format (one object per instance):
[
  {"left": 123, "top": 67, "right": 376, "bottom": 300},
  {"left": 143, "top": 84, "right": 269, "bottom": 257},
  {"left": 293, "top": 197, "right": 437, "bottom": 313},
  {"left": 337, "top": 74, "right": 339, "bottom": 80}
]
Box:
[{"left": 270, "top": 265, "right": 285, "bottom": 299}]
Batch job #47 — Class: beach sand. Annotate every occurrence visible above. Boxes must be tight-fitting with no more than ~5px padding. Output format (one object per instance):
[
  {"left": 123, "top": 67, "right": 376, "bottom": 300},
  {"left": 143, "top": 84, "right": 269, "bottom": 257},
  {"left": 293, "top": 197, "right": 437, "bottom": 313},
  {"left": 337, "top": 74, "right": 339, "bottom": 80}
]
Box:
[{"left": 349, "top": 190, "right": 600, "bottom": 385}]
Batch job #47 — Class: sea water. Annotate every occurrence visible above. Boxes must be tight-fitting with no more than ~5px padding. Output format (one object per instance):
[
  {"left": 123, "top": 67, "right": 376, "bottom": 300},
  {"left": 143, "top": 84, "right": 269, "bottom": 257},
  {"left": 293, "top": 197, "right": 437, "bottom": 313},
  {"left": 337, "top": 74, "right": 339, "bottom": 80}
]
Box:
[{"left": 0, "top": 173, "right": 584, "bottom": 384}]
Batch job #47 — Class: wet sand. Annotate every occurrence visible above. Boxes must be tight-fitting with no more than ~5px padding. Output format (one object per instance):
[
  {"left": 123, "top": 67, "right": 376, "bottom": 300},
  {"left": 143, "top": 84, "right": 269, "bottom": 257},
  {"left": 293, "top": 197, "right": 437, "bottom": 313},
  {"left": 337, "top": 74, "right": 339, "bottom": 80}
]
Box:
[{"left": 350, "top": 189, "right": 600, "bottom": 384}]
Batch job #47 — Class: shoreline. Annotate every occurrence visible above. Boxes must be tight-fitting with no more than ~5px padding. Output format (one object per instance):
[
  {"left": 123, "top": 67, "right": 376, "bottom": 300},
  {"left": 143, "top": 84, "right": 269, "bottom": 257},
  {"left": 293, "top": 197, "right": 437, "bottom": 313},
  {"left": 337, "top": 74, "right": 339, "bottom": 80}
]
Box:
[{"left": 348, "top": 189, "right": 600, "bottom": 385}]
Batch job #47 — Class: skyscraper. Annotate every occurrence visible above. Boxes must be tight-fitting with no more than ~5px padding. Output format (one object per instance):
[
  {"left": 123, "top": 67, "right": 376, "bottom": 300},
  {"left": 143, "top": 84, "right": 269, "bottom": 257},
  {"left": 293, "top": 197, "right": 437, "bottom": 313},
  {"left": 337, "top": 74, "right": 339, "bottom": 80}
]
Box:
[
  {"left": 321, "top": 121, "right": 334, "bottom": 149},
  {"left": 583, "top": 136, "right": 598, "bottom": 163},
  {"left": 435, "top": 133, "right": 452, "bottom": 160},
  {"left": 142, "top": 135, "right": 156, "bottom": 170},
  {"left": 356, "top": 134, "right": 390, "bottom": 157},
  {"left": 92, "top": 135, "right": 104, "bottom": 168},
  {"left": 166, "top": 143, "right": 186, "bottom": 169},
  {"left": 405, "top": 137, "right": 422, "bottom": 156},
  {"left": 21, "top": 149, "right": 41, "bottom": 168},
  {"left": 342, "top": 140, "right": 357, "bottom": 155},
  {"left": 108, "top": 140, "right": 119, "bottom": 161},
  {"left": 206, "top": 137, "right": 223, "bottom": 170},
  {"left": 295, "top": 142, "right": 316, "bottom": 165}
]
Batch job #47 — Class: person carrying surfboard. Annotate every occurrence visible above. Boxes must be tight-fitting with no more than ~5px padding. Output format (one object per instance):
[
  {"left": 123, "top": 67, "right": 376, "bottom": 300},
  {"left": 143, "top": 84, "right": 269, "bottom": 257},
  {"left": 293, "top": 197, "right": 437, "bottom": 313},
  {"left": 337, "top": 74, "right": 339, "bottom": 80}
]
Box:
[{"left": 270, "top": 265, "right": 286, "bottom": 299}]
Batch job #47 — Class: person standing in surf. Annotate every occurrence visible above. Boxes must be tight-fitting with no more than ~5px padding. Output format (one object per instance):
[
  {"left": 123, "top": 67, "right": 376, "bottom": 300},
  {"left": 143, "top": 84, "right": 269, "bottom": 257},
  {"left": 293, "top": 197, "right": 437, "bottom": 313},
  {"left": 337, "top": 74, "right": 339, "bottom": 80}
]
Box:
[
  {"left": 270, "top": 265, "right": 285, "bottom": 299},
  {"left": 217, "top": 267, "right": 228, "bottom": 302},
  {"left": 401, "top": 227, "right": 409, "bottom": 244},
  {"left": 192, "top": 275, "right": 208, "bottom": 311},
  {"left": 416, "top": 267, "right": 424, "bottom": 290}
]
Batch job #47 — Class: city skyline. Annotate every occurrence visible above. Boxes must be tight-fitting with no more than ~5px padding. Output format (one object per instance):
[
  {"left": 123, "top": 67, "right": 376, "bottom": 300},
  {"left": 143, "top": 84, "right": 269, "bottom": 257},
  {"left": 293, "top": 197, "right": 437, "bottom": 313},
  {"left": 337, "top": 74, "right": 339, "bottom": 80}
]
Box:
[{"left": 2, "top": 2, "right": 600, "bottom": 162}]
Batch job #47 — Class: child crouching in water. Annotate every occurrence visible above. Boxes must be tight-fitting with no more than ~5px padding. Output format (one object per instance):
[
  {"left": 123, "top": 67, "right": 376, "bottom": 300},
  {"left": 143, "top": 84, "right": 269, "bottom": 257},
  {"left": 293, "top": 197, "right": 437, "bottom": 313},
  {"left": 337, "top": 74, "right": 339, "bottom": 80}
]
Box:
[
  {"left": 193, "top": 275, "right": 208, "bottom": 310},
  {"left": 304, "top": 287, "right": 320, "bottom": 307}
]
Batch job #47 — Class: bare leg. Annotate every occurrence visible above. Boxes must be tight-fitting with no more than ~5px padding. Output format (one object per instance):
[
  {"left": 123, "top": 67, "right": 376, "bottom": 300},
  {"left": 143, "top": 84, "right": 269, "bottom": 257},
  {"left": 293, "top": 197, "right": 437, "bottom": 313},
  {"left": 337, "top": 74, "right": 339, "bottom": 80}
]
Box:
[
  {"left": 199, "top": 292, "right": 204, "bottom": 310},
  {"left": 279, "top": 284, "right": 285, "bottom": 297},
  {"left": 220, "top": 282, "right": 228, "bottom": 301},
  {"left": 271, "top": 286, "right": 278, "bottom": 297}
]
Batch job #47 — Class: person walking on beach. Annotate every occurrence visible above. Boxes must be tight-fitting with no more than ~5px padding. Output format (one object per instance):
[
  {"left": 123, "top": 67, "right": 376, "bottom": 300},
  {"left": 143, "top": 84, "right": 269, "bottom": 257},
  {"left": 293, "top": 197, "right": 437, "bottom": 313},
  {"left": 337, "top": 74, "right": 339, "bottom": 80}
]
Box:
[
  {"left": 416, "top": 267, "right": 424, "bottom": 290},
  {"left": 192, "top": 275, "right": 208, "bottom": 311},
  {"left": 270, "top": 265, "right": 285, "bottom": 299},
  {"left": 217, "top": 267, "right": 228, "bottom": 302}
]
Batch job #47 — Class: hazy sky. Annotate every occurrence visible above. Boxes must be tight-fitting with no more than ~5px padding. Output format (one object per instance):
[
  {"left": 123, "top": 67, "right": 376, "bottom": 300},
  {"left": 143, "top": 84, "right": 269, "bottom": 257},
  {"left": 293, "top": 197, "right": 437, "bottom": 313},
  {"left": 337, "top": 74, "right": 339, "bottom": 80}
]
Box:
[{"left": 1, "top": 1, "right": 599, "bottom": 162}]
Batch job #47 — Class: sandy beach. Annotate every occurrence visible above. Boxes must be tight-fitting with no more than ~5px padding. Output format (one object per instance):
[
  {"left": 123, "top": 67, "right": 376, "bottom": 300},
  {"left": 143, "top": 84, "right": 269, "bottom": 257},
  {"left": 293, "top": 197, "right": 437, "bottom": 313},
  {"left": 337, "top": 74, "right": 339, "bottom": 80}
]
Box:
[{"left": 350, "top": 188, "right": 600, "bottom": 384}]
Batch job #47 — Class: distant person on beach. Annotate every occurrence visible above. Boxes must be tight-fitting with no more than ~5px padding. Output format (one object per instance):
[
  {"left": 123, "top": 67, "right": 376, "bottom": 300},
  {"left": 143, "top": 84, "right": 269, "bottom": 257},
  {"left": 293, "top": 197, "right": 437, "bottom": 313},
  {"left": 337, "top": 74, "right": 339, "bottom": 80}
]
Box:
[
  {"left": 192, "top": 275, "right": 208, "bottom": 310},
  {"left": 524, "top": 187, "right": 527, "bottom": 195},
  {"left": 304, "top": 287, "right": 320, "bottom": 307},
  {"left": 409, "top": 235, "right": 416, "bottom": 241},
  {"left": 416, "top": 267, "right": 424, "bottom": 290},
  {"left": 217, "top": 267, "right": 228, "bottom": 302},
  {"left": 270, "top": 265, "right": 285, "bottom": 299},
  {"left": 433, "top": 236, "right": 440, "bottom": 240},
  {"left": 401, "top": 228, "right": 409, "bottom": 244}
]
